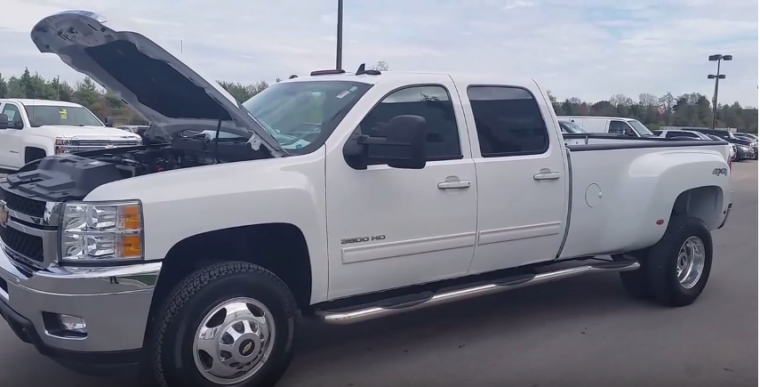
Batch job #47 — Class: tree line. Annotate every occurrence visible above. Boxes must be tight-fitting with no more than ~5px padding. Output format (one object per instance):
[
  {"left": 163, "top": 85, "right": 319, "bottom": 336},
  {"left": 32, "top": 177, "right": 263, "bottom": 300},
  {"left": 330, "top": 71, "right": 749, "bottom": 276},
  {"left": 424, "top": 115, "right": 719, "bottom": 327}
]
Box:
[{"left": 0, "top": 64, "right": 756, "bottom": 133}]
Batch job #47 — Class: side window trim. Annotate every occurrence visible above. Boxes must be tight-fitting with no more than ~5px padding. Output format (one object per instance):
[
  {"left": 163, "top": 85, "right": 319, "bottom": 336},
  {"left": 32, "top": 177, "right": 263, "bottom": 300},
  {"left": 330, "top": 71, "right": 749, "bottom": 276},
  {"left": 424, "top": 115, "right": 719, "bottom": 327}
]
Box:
[
  {"left": 466, "top": 84, "right": 551, "bottom": 158},
  {"left": 350, "top": 83, "right": 464, "bottom": 167},
  {"left": 608, "top": 120, "right": 629, "bottom": 134},
  {"left": 1, "top": 103, "right": 23, "bottom": 128}
]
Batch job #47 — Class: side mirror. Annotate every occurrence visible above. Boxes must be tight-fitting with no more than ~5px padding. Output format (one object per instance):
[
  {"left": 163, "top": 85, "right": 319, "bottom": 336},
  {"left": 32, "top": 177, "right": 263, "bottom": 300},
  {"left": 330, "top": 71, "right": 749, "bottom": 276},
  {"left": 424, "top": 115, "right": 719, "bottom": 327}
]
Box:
[
  {"left": 103, "top": 116, "right": 114, "bottom": 127},
  {"left": 0, "top": 114, "right": 8, "bottom": 130},
  {"left": 344, "top": 115, "right": 428, "bottom": 170},
  {"left": 624, "top": 128, "right": 637, "bottom": 137}
]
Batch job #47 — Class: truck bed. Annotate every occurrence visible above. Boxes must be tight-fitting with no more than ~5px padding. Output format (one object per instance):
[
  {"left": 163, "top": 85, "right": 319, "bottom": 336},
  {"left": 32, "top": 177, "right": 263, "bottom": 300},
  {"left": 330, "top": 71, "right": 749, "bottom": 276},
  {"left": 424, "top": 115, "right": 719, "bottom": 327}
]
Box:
[{"left": 558, "top": 134, "right": 731, "bottom": 259}]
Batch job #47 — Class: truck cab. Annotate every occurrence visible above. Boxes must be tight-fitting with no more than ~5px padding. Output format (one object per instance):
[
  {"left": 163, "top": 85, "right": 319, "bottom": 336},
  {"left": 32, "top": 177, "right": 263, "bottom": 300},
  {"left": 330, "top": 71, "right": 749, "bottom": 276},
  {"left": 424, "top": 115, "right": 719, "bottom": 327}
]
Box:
[{"left": 0, "top": 99, "right": 143, "bottom": 170}]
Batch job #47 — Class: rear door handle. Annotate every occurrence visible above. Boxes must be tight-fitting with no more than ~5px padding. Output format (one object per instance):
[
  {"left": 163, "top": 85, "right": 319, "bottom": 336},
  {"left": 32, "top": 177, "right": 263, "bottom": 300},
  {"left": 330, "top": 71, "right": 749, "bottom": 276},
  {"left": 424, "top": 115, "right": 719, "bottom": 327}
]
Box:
[
  {"left": 438, "top": 180, "right": 471, "bottom": 190},
  {"left": 533, "top": 169, "right": 561, "bottom": 181}
]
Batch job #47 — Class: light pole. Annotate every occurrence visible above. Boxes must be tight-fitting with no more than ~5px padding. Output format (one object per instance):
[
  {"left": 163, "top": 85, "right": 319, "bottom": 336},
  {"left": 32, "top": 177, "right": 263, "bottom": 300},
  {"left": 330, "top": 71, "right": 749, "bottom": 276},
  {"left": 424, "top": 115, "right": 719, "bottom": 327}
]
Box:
[
  {"left": 336, "top": 0, "right": 343, "bottom": 70},
  {"left": 708, "top": 54, "right": 732, "bottom": 130}
]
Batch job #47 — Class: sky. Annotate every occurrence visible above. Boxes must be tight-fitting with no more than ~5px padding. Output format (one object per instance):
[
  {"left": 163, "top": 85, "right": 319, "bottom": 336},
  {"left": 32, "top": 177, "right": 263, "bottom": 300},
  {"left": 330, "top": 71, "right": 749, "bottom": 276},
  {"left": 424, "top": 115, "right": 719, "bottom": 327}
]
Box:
[{"left": 1, "top": 0, "right": 758, "bottom": 107}]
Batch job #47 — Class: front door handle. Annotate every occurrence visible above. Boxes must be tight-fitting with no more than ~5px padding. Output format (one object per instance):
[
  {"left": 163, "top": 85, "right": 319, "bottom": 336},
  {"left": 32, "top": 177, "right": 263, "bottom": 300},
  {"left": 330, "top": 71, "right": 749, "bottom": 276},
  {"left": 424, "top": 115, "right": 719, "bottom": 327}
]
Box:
[
  {"left": 533, "top": 169, "right": 561, "bottom": 181},
  {"left": 438, "top": 179, "right": 471, "bottom": 190}
]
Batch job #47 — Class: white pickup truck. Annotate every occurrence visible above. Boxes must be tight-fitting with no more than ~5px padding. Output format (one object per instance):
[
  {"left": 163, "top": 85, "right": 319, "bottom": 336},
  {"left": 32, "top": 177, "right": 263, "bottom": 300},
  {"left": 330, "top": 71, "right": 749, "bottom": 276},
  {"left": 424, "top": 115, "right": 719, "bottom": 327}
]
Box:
[
  {"left": 0, "top": 10, "right": 732, "bottom": 387},
  {"left": 0, "top": 99, "right": 143, "bottom": 170}
]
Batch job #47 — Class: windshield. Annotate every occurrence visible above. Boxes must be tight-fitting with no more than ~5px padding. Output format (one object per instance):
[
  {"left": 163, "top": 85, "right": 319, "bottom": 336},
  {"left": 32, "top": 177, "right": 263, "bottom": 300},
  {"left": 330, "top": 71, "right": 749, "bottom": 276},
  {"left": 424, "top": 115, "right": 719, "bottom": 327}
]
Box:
[
  {"left": 627, "top": 120, "right": 654, "bottom": 137},
  {"left": 241, "top": 80, "right": 372, "bottom": 153},
  {"left": 689, "top": 131, "right": 711, "bottom": 140},
  {"left": 24, "top": 105, "right": 103, "bottom": 127},
  {"left": 559, "top": 121, "right": 587, "bottom": 133},
  {"left": 736, "top": 133, "right": 757, "bottom": 141}
]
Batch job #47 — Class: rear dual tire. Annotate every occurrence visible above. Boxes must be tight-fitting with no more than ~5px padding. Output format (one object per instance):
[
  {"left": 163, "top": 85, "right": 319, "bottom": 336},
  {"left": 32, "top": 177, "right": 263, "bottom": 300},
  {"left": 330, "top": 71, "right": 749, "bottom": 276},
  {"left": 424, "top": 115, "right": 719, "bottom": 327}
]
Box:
[{"left": 619, "top": 216, "right": 713, "bottom": 307}]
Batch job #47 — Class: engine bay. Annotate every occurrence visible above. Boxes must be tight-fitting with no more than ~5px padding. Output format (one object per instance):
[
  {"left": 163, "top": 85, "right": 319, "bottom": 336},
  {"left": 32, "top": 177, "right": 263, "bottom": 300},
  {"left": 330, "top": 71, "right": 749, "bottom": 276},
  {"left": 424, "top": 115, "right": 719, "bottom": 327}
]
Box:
[{"left": 3, "top": 133, "right": 272, "bottom": 202}]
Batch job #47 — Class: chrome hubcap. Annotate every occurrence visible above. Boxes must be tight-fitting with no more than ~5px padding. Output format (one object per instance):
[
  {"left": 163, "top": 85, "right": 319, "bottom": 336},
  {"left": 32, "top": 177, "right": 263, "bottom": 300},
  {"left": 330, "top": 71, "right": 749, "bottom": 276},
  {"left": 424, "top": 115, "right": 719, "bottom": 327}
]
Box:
[
  {"left": 193, "top": 297, "right": 275, "bottom": 385},
  {"left": 676, "top": 236, "right": 705, "bottom": 289}
]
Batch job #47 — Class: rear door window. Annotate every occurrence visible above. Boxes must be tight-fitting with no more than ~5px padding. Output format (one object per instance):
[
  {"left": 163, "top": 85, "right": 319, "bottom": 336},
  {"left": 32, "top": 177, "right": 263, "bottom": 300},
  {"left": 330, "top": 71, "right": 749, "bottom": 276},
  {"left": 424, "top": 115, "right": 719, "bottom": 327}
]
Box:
[{"left": 467, "top": 86, "right": 549, "bottom": 157}]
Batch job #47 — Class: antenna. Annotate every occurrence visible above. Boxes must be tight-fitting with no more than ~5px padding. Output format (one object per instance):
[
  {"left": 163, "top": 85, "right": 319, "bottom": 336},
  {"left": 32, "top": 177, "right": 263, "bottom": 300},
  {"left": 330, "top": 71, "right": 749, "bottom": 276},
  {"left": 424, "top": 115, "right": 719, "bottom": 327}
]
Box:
[{"left": 355, "top": 63, "right": 382, "bottom": 76}]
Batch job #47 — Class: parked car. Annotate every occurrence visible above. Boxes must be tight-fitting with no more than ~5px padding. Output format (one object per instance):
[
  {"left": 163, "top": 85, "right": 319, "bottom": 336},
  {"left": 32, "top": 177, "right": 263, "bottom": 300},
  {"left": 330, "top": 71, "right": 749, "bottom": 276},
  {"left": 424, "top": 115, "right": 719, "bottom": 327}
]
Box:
[
  {"left": 0, "top": 10, "right": 733, "bottom": 387},
  {"left": 735, "top": 144, "right": 756, "bottom": 161},
  {"left": 704, "top": 134, "right": 738, "bottom": 161},
  {"left": 690, "top": 128, "right": 757, "bottom": 159},
  {"left": 734, "top": 133, "right": 759, "bottom": 147},
  {"left": 708, "top": 135, "right": 737, "bottom": 161},
  {"left": 0, "top": 99, "right": 143, "bottom": 170},
  {"left": 557, "top": 116, "right": 655, "bottom": 137},
  {"left": 653, "top": 129, "right": 712, "bottom": 140}
]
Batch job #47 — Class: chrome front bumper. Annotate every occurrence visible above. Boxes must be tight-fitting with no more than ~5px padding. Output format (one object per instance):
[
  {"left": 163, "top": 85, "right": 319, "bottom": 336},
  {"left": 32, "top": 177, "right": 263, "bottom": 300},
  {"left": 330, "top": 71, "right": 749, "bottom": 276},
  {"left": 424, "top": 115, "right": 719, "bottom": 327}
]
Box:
[{"left": 0, "top": 242, "right": 161, "bottom": 353}]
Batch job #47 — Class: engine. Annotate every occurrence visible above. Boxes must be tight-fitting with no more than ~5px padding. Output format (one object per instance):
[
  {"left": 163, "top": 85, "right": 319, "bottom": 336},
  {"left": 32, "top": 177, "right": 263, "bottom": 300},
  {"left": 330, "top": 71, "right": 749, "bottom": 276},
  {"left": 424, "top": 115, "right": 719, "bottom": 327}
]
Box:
[{"left": 3, "top": 134, "right": 270, "bottom": 202}]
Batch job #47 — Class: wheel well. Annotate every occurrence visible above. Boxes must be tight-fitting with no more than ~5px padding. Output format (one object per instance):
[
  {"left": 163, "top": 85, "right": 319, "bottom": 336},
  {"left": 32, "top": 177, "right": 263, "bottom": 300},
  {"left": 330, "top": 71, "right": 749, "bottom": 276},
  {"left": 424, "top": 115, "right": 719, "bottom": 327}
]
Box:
[
  {"left": 24, "top": 147, "right": 46, "bottom": 164},
  {"left": 671, "top": 186, "right": 724, "bottom": 229},
  {"left": 147, "top": 223, "right": 312, "bottom": 324}
]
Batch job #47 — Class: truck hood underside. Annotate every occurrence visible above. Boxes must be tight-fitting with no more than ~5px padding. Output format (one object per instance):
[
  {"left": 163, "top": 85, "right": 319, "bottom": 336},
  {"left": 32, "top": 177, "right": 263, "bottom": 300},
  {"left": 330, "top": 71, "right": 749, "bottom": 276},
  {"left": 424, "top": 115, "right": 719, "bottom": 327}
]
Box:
[{"left": 29, "top": 10, "right": 286, "bottom": 157}]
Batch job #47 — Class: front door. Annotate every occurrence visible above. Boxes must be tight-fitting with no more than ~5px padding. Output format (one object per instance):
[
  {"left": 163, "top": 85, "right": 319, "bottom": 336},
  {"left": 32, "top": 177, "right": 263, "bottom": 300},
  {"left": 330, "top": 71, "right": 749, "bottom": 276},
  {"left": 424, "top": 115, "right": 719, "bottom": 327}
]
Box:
[
  {"left": 325, "top": 78, "right": 477, "bottom": 299},
  {"left": 0, "top": 103, "right": 25, "bottom": 169},
  {"left": 608, "top": 120, "right": 636, "bottom": 137},
  {"left": 460, "top": 83, "right": 568, "bottom": 274}
]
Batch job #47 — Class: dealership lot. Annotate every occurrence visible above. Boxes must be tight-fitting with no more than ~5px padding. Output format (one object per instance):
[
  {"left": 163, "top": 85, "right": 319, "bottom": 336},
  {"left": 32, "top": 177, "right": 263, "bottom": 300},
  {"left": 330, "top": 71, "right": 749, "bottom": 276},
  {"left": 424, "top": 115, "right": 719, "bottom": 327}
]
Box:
[{"left": 0, "top": 162, "right": 757, "bottom": 387}]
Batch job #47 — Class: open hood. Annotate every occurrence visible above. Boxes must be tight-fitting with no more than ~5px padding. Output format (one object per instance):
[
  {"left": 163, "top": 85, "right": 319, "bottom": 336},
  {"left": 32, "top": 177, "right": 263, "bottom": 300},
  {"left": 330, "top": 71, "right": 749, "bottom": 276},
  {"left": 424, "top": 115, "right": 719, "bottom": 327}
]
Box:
[{"left": 30, "top": 10, "right": 287, "bottom": 157}]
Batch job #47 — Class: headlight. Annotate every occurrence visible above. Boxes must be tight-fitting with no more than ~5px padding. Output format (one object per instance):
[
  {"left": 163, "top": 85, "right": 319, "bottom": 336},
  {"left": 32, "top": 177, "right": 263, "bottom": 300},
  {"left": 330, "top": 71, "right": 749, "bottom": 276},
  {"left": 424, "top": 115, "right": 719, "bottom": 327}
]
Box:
[
  {"left": 55, "top": 137, "right": 73, "bottom": 154},
  {"left": 59, "top": 200, "right": 143, "bottom": 264}
]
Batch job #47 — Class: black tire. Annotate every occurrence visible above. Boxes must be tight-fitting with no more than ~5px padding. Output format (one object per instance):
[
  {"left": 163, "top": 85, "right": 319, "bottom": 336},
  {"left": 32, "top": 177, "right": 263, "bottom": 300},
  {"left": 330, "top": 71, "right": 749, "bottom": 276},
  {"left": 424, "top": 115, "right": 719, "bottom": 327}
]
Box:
[
  {"left": 148, "top": 262, "right": 298, "bottom": 387},
  {"left": 619, "top": 216, "right": 713, "bottom": 307}
]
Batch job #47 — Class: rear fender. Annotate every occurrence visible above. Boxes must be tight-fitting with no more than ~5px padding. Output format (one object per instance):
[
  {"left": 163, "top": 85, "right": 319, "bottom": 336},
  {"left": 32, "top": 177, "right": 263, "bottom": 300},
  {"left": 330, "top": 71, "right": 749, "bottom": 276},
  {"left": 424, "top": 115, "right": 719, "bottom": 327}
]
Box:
[{"left": 621, "top": 150, "right": 729, "bottom": 250}]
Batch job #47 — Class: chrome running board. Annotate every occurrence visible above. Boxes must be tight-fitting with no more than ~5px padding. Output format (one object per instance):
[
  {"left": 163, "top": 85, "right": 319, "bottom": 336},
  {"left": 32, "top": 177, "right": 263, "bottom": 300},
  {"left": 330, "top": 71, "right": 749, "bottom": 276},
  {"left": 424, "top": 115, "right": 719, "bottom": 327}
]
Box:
[{"left": 315, "top": 260, "right": 640, "bottom": 325}]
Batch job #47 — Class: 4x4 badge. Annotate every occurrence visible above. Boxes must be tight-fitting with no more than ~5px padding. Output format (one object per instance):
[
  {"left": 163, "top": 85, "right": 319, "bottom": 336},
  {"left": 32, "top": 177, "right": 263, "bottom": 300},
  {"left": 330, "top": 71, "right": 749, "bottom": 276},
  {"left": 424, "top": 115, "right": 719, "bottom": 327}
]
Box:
[{"left": 712, "top": 168, "right": 728, "bottom": 176}]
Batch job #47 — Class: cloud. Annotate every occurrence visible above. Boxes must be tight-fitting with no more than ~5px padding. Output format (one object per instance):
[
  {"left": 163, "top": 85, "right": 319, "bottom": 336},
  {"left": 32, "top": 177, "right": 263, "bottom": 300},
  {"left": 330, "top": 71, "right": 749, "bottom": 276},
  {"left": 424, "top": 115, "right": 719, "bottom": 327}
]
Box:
[{"left": 0, "top": 0, "right": 757, "bottom": 107}]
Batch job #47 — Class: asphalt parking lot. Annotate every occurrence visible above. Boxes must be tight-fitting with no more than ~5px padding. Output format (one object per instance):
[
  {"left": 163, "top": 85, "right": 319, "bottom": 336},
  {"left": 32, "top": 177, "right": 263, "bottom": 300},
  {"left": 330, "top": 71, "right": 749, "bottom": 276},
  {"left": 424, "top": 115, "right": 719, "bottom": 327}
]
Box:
[{"left": 0, "top": 162, "right": 757, "bottom": 387}]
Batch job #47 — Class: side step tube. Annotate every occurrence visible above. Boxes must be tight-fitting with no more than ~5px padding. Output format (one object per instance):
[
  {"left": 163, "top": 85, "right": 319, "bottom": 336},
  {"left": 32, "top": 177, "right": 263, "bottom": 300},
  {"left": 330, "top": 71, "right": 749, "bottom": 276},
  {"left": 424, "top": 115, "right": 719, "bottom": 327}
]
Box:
[{"left": 315, "top": 260, "right": 640, "bottom": 325}]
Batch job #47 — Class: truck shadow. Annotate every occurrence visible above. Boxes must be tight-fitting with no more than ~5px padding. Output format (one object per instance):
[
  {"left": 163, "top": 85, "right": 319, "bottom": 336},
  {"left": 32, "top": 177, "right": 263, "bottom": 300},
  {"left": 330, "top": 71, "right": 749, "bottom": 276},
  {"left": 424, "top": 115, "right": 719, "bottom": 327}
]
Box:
[{"left": 0, "top": 273, "right": 654, "bottom": 387}]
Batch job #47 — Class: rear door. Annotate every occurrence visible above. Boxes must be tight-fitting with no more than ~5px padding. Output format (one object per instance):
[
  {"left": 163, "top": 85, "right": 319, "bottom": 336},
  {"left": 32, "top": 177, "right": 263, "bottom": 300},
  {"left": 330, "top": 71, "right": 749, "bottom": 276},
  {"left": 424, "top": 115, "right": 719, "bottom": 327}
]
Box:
[{"left": 458, "top": 82, "right": 568, "bottom": 274}]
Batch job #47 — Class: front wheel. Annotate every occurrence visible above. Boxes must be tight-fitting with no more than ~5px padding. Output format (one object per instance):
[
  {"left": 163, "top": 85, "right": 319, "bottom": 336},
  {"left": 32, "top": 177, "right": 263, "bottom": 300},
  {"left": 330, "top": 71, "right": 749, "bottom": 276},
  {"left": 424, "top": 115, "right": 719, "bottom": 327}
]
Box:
[
  {"left": 148, "top": 262, "right": 298, "bottom": 387},
  {"left": 619, "top": 216, "right": 713, "bottom": 307}
]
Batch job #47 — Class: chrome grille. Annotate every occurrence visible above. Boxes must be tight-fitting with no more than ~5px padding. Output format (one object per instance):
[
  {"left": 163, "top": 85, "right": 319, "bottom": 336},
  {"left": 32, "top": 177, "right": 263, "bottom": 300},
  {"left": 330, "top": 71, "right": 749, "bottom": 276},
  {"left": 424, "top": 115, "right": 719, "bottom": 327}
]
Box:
[
  {"left": 0, "top": 188, "right": 46, "bottom": 218},
  {"left": 72, "top": 139, "right": 141, "bottom": 147},
  {"left": 0, "top": 225, "right": 43, "bottom": 263},
  {"left": 0, "top": 186, "right": 60, "bottom": 270},
  {"left": 56, "top": 138, "right": 142, "bottom": 154}
]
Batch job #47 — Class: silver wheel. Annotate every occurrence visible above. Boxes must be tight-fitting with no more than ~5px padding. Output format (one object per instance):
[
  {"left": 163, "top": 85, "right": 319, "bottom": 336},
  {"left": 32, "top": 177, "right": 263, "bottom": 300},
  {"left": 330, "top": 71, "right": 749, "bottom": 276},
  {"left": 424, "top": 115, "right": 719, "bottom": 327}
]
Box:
[
  {"left": 676, "top": 236, "right": 705, "bottom": 289},
  {"left": 192, "top": 297, "right": 276, "bottom": 385}
]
